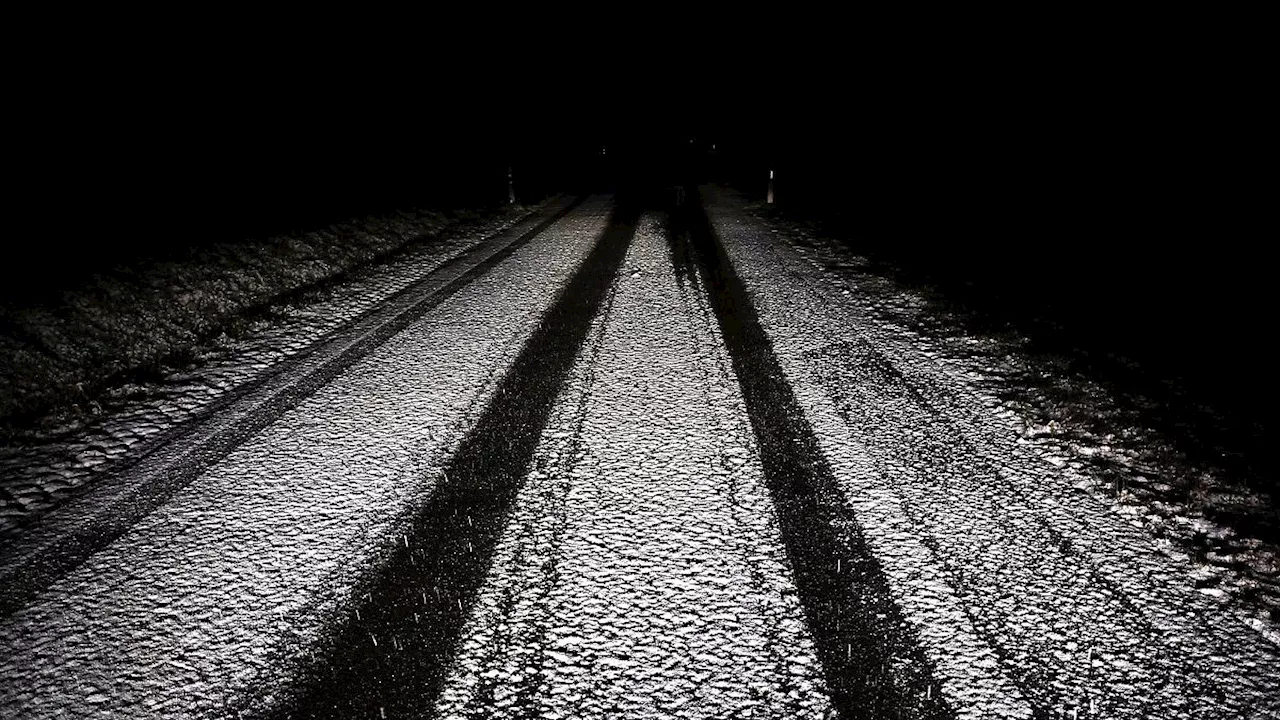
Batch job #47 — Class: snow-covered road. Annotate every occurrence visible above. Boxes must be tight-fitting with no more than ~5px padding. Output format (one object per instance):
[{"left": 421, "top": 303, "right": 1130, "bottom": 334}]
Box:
[
  {"left": 434, "top": 214, "right": 829, "bottom": 719},
  {"left": 0, "top": 191, "right": 1275, "bottom": 719}
]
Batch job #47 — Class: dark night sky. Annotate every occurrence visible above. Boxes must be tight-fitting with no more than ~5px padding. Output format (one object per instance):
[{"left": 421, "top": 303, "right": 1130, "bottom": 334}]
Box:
[
  {"left": 10, "top": 40, "right": 1263, "bottom": 274},
  {"left": 6, "top": 34, "right": 1269, "bottom": 438}
]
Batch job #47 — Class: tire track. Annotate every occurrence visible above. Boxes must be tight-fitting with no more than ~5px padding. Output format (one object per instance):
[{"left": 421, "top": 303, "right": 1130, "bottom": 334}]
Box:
[
  {"left": 671, "top": 194, "right": 955, "bottom": 719},
  {"left": 438, "top": 256, "right": 617, "bottom": 719},
  {"left": 260, "top": 200, "right": 641, "bottom": 719}
]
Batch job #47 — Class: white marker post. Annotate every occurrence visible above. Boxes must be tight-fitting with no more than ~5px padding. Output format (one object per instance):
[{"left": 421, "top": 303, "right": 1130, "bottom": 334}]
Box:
[
  {"left": 508, "top": 166, "right": 516, "bottom": 205},
  {"left": 766, "top": 169, "right": 774, "bottom": 204}
]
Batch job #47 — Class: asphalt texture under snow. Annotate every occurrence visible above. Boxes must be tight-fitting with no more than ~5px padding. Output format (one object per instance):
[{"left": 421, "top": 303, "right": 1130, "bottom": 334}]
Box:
[{"left": 0, "top": 191, "right": 1277, "bottom": 719}]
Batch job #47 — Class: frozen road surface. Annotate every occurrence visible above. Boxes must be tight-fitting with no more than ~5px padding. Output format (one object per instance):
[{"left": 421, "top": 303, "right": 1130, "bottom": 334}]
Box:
[{"left": 1, "top": 192, "right": 1277, "bottom": 719}]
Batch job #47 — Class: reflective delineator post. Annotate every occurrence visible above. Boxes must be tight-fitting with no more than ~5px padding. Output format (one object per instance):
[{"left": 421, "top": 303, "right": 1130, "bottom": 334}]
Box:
[
  {"left": 766, "top": 169, "right": 774, "bottom": 204},
  {"left": 507, "top": 166, "right": 516, "bottom": 205}
]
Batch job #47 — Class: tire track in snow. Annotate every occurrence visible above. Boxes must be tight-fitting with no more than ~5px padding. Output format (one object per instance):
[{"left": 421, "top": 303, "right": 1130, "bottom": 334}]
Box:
[
  {"left": 434, "top": 213, "right": 832, "bottom": 719},
  {"left": 261, "top": 200, "right": 642, "bottom": 719},
  {"left": 674, "top": 196, "right": 957, "bottom": 719}
]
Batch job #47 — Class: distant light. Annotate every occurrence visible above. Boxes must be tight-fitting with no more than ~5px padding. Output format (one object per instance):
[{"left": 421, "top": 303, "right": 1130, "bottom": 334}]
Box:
[{"left": 769, "top": 170, "right": 774, "bottom": 179}]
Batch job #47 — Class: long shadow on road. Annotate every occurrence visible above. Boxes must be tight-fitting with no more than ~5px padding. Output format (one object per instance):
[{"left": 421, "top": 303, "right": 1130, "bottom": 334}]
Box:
[
  {"left": 668, "top": 192, "right": 956, "bottom": 720},
  {"left": 265, "top": 199, "right": 641, "bottom": 719}
]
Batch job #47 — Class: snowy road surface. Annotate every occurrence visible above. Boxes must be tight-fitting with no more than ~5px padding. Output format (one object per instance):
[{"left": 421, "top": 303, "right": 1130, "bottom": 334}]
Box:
[{"left": 0, "top": 192, "right": 1276, "bottom": 719}]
